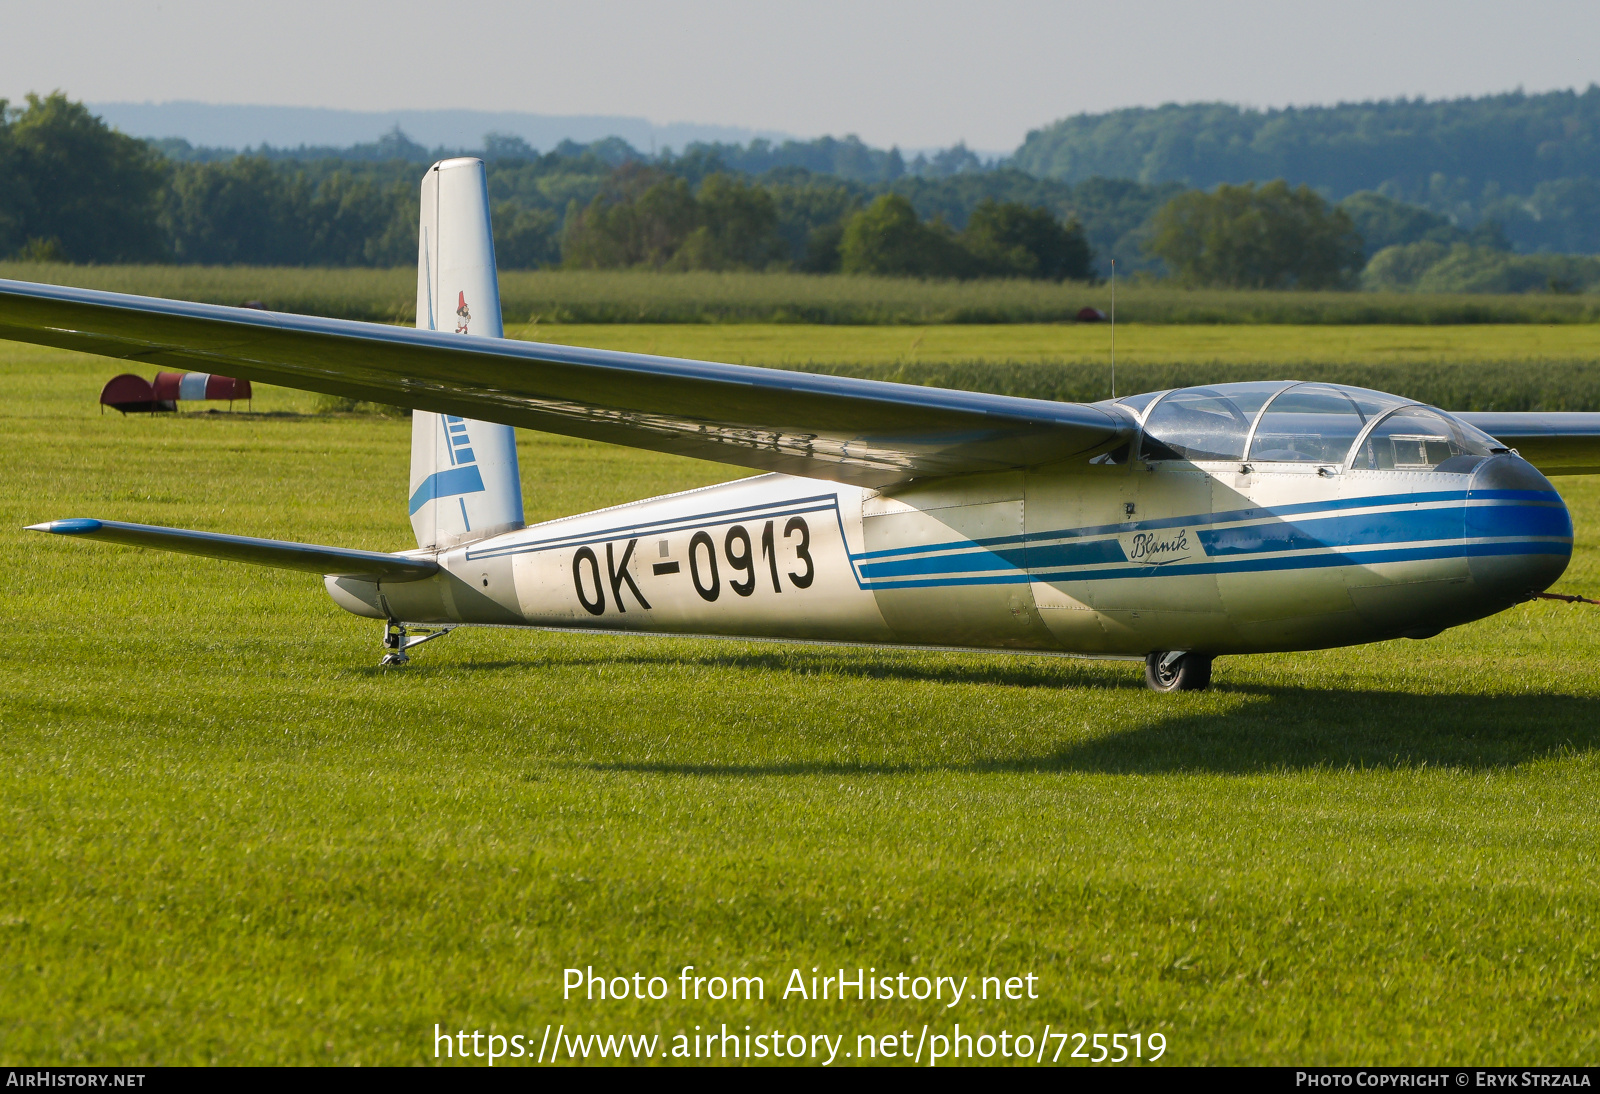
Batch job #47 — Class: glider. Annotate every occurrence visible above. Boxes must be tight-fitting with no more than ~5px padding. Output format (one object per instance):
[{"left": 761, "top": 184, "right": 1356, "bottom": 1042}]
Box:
[{"left": 10, "top": 158, "right": 1598, "bottom": 690}]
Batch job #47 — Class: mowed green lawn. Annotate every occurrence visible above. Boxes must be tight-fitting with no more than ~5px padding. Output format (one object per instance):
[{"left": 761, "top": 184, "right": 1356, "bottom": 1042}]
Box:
[{"left": 2, "top": 335, "right": 1599, "bottom": 1066}]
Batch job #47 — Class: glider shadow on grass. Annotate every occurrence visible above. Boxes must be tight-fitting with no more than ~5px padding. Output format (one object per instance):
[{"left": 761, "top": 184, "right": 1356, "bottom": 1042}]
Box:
[
  {"left": 1029, "top": 689, "right": 1600, "bottom": 774},
  {"left": 411, "top": 645, "right": 1141, "bottom": 691},
  {"left": 364, "top": 639, "right": 1600, "bottom": 773},
  {"left": 570, "top": 685, "right": 1600, "bottom": 777}
]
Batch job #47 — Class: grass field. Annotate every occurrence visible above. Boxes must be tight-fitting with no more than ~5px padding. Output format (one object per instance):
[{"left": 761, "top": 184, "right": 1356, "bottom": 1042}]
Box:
[
  {"left": 6, "top": 262, "right": 1600, "bottom": 325},
  {"left": 3, "top": 331, "right": 1600, "bottom": 1066}
]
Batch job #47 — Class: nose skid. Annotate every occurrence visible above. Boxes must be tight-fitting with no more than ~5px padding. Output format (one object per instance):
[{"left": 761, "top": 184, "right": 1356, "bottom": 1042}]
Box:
[{"left": 1465, "top": 454, "right": 1573, "bottom": 603}]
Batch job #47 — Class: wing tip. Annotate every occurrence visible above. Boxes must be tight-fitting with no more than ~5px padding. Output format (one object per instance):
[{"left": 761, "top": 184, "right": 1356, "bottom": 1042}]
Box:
[{"left": 27, "top": 518, "right": 102, "bottom": 535}]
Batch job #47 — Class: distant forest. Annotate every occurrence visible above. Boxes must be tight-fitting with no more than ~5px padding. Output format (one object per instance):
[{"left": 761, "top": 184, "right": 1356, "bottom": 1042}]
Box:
[
  {"left": 4, "top": 88, "right": 1600, "bottom": 295},
  {"left": 1014, "top": 88, "right": 1600, "bottom": 256}
]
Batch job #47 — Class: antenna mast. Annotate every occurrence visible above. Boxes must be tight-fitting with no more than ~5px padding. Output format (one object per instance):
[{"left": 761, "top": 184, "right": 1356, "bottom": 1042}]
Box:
[{"left": 1110, "top": 259, "right": 1116, "bottom": 400}]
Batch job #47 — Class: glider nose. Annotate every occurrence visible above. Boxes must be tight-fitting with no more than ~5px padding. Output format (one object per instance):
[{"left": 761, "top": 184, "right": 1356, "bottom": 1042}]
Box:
[{"left": 1465, "top": 453, "right": 1572, "bottom": 602}]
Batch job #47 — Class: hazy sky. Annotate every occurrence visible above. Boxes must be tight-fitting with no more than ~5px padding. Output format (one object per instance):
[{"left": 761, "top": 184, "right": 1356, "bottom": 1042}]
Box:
[{"left": 4, "top": 0, "right": 1598, "bottom": 150}]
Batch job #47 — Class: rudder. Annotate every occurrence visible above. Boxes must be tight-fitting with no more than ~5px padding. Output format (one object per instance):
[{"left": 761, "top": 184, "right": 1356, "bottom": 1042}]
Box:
[{"left": 409, "top": 158, "right": 524, "bottom": 549}]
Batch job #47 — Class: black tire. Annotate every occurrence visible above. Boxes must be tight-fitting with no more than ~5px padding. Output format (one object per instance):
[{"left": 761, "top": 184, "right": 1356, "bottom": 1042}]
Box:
[{"left": 1144, "top": 652, "right": 1213, "bottom": 692}]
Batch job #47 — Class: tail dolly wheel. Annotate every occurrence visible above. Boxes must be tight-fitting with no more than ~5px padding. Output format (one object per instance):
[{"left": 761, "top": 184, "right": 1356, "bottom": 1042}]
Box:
[{"left": 381, "top": 620, "right": 454, "bottom": 666}]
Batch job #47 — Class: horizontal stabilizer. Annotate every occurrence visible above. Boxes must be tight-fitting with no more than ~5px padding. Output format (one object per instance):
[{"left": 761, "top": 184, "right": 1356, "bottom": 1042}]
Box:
[
  {"left": 1459, "top": 412, "right": 1600, "bottom": 476},
  {"left": 26, "top": 519, "right": 438, "bottom": 581},
  {"left": 0, "top": 279, "right": 1132, "bottom": 487}
]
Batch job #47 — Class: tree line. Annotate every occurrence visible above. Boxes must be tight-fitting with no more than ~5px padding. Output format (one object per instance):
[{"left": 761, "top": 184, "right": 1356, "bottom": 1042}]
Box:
[
  {"left": 1014, "top": 86, "right": 1600, "bottom": 255},
  {"left": 3, "top": 93, "right": 1595, "bottom": 293},
  {"left": 0, "top": 95, "right": 1106, "bottom": 279},
  {"left": 560, "top": 165, "right": 1092, "bottom": 280}
]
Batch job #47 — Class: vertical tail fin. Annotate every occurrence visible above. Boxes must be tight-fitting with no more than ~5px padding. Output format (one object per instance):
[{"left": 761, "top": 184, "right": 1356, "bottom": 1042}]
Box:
[{"left": 409, "top": 158, "right": 524, "bottom": 549}]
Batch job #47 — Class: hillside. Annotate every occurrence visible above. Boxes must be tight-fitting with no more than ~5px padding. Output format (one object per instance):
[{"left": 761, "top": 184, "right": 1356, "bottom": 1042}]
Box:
[{"left": 1013, "top": 88, "right": 1600, "bottom": 254}]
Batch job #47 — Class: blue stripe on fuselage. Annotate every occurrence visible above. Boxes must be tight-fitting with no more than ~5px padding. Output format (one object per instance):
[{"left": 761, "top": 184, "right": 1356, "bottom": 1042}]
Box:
[
  {"left": 858, "top": 545, "right": 1027, "bottom": 579},
  {"left": 852, "top": 488, "right": 1563, "bottom": 565},
  {"left": 853, "top": 499, "right": 1569, "bottom": 584},
  {"left": 1201, "top": 502, "right": 1571, "bottom": 558},
  {"left": 1469, "top": 498, "right": 1574, "bottom": 540},
  {"left": 868, "top": 539, "right": 1572, "bottom": 591}
]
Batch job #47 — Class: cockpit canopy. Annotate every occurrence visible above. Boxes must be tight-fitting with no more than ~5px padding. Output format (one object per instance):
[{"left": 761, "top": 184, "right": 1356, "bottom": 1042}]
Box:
[{"left": 1112, "top": 381, "right": 1504, "bottom": 470}]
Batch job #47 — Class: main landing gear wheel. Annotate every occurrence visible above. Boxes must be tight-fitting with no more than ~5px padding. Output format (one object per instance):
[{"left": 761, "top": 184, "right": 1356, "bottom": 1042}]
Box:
[{"left": 1144, "top": 651, "right": 1213, "bottom": 693}]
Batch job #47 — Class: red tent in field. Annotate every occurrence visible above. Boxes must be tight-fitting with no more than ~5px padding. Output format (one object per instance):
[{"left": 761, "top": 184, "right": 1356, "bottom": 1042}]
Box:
[{"left": 100, "top": 372, "right": 252, "bottom": 414}]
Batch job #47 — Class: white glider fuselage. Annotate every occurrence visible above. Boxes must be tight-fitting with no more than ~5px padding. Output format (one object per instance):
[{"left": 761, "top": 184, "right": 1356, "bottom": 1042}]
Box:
[{"left": 328, "top": 451, "right": 1571, "bottom": 658}]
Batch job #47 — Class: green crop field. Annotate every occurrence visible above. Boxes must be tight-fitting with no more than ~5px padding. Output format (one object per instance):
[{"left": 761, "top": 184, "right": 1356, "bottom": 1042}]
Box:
[
  {"left": 6, "top": 262, "right": 1600, "bottom": 325},
  {"left": 508, "top": 323, "right": 1600, "bottom": 411},
  {"left": 508, "top": 321, "right": 1600, "bottom": 364},
  {"left": 3, "top": 332, "right": 1600, "bottom": 1066}
]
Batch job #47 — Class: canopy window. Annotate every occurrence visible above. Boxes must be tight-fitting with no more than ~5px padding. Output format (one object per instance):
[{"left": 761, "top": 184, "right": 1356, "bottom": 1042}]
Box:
[
  {"left": 1248, "top": 384, "right": 1373, "bottom": 464},
  {"left": 1139, "top": 383, "right": 1286, "bottom": 462},
  {"left": 1113, "top": 390, "right": 1165, "bottom": 416},
  {"left": 1350, "top": 407, "right": 1499, "bottom": 471}
]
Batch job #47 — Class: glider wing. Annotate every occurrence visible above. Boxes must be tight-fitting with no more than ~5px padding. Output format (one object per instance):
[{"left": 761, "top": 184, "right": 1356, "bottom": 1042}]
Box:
[
  {"left": 1459, "top": 412, "right": 1600, "bottom": 476},
  {"left": 0, "top": 279, "right": 1133, "bottom": 488}
]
